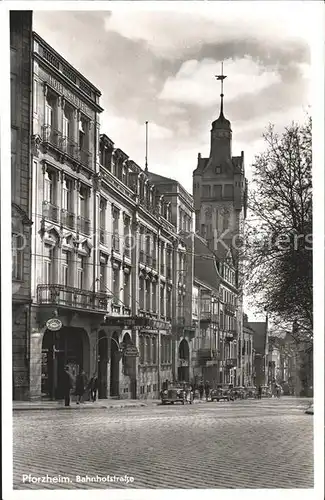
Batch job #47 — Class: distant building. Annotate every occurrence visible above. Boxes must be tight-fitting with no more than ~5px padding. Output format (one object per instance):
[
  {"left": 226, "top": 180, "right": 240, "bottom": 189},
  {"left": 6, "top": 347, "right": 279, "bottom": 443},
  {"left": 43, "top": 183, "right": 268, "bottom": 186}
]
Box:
[{"left": 248, "top": 319, "right": 269, "bottom": 387}]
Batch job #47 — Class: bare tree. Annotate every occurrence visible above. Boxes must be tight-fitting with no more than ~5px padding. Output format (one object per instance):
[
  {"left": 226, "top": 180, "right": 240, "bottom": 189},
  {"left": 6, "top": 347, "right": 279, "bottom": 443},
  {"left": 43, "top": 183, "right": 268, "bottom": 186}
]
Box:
[{"left": 244, "top": 116, "right": 312, "bottom": 347}]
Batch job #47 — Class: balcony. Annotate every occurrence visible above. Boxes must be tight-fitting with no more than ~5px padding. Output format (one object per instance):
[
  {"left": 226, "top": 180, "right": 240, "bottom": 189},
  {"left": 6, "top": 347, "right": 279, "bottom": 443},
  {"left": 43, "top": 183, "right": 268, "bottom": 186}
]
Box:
[
  {"left": 77, "top": 215, "right": 91, "bottom": 236},
  {"left": 37, "top": 284, "right": 110, "bottom": 312},
  {"left": 42, "top": 201, "right": 59, "bottom": 224},
  {"left": 200, "top": 311, "right": 211, "bottom": 323},
  {"left": 198, "top": 348, "right": 219, "bottom": 366},
  {"left": 112, "top": 235, "right": 120, "bottom": 253},
  {"left": 226, "top": 358, "right": 237, "bottom": 369},
  {"left": 225, "top": 303, "right": 236, "bottom": 316},
  {"left": 61, "top": 209, "right": 75, "bottom": 230},
  {"left": 41, "top": 125, "right": 93, "bottom": 170}
]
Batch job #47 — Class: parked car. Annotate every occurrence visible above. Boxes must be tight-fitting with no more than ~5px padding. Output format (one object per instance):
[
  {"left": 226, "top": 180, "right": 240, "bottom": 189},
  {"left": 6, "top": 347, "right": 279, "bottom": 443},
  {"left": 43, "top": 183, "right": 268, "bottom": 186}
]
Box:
[
  {"left": 244, "top": 386, "right": 257, "bottom": 399},
  {"left": 232, "top": 386, "right": 245, "bottom": 400},
  {"left": 210, "top": 385, "right": 233, "bottom": 402},
  {"left": 261, "top": 385, "right": 272, "bottom": 398},
  {"left": 161, "top": 385, "right": 193, "bottom": 405}
]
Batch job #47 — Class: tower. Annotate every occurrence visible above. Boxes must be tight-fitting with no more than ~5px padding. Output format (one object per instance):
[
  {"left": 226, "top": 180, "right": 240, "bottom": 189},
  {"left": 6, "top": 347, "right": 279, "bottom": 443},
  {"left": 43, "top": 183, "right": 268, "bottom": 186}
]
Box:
[{"left": 193, "top": 63, "right": 247, "bottom": 254}]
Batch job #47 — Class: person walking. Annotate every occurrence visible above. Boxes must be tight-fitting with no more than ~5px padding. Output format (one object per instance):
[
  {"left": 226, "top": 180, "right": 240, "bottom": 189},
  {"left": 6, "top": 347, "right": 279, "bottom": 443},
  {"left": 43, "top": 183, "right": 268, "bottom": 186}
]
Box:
[
  {"left": 62, "top": 365, "right": 73, "bottom": 407},
  {"left": 75, "top": 369, "right": 87, "bottom": 404},
  {"left": 258, "top": 385, "right": 262, "bottom": 400},
  {"left": 88, "top": 375, "right": 98, "bottom": 402},
  {"left": 198, "top": 381, "right": 204, "bottom": 400},
  {"left": 205, "top": 381, "right": 210, "bottom": 401}
]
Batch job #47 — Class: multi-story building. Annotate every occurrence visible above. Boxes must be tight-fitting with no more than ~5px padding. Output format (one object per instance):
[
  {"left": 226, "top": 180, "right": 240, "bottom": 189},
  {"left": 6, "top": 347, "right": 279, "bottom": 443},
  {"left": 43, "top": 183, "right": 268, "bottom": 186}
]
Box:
[
  {"left": 242, "top": 315, "right": 254, "bottom": 387},
  {"left": 248, "top": 319, "right": 269, "bottom": 387},
  {"left": 192, "top": 78, "right": 247, "bottom": 386},
  {"left": 11, "top": 11, "right": 34, "bottom": 400},
  {"left": 97, "top": 137, "right": 190, "bottom": 399},
  {"left": 29, "top": 32, "right": 106, "bottom": 400}
]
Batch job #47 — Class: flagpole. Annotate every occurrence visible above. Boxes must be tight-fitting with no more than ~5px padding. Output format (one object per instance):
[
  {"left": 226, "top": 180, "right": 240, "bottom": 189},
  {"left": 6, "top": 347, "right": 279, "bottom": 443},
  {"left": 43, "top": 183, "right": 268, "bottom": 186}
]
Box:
[{"left": 145, "top": 121, "right": 148, "bottom": 173}]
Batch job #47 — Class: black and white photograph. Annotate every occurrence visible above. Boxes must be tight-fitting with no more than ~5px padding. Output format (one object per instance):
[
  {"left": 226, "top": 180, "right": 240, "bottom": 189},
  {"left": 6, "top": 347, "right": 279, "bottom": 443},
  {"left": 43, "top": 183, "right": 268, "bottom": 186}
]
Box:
[{"left": 2, "top": 1, "right": 324, "bottom": 498}]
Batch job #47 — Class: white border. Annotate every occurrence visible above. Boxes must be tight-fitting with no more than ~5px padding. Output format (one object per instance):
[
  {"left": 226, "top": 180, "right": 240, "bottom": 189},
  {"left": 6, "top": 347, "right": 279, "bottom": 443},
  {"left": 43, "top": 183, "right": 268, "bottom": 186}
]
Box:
[{"left": 1, "top": 2, "right": 324, "bottom": 500}]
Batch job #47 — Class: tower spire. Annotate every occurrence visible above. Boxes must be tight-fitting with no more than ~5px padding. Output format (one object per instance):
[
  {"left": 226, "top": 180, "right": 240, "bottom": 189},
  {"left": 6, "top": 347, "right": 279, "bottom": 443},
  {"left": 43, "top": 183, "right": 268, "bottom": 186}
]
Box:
[{"left": 215, "top": 62, "right": 227, "bottom": 118}]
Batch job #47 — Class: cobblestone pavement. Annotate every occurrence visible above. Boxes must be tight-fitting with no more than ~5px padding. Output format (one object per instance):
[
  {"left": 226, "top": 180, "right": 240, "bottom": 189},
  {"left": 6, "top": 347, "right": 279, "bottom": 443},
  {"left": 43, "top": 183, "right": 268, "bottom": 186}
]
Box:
[{"left": 13, "top": 398, "right": 313, "bottom": 490}]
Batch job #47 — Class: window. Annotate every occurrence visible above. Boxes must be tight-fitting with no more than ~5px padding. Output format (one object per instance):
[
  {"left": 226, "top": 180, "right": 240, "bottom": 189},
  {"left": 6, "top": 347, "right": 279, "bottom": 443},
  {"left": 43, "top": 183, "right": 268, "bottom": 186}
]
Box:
[
  {"left": 62, "top": 179, "right": 71, "bottom": 211},
  {"left": 160, "top": 286, "right": 165, "bottom": 316},
  {"left": 202, "top": 185, "right": 211, "bottom": 198},
  {"left": 79, "top": 116, "right": 88, "bottom": 151},
  {"left": 224, "top": 184, "right": 234, "bottom": 198},
  {"left": 77, "top": 255, "right": 84, "bottom": 289},
  {"left": 145, "top": 280, "right": 150, "bottom": 310},
  {"left": 79, "top": 186, "right": 88, "bottom": 218},
  {"left": 43, "top": 245, "right": 53, "bottom": 284},
  {"left": 12, "top": 234, "right": 23, "bottom": 280},
  {"left": 61, "top": 251, "right": 70, "bottom": 286},
  {"left": 139, "top": 336, "right": 145, "bottom": 364},
  {"left": 152, "top": 282, "right": 157, "bottom": 312},
  {"left": 63, "top": 105, "right": 72, "bottom": 140},
  {"left": 152, "top": 337, "right": 157, "bottom": 364},
  {"left": 11, "top": 75, "right": 17, "bottom": 124},
  {"left": 45, "top": 95, "right": 55, "bottom": 128},
  {"left": 213, "top": 185, "right": 222, "bottom": 198},
  {"left": 166, "top": 289, "right": 172, "bottom": 318},
  {"left": 112, "top": 267, "right": 120, "bottom": 301},
  {"left": 123, "top": 273, "right": 130, "bottom": 307},
  {"left": 11, "top": 128, "right": 17, "bottom": 201},
  {"left": 44, "top": 170, "right": 54, "bottom": 203},
  {"left": 145, "top": 337, "right": 151, "bottom": 364},
  {"left": 139, "top": 277, "right": 144, "bottom": 309}
]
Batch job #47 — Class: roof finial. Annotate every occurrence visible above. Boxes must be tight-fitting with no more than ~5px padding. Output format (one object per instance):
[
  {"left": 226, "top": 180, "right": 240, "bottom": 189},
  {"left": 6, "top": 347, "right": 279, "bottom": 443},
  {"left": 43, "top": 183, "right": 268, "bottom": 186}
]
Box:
[{"left": 215, "top": 62, "right": 227, "bottom": 118}]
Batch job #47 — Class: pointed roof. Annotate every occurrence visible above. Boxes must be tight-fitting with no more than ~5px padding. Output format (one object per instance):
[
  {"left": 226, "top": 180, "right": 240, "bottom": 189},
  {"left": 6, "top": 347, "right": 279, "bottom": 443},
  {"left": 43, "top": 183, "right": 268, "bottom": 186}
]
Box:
[{"left": 194, "top": 234, "right": 220, "bottom": 291}]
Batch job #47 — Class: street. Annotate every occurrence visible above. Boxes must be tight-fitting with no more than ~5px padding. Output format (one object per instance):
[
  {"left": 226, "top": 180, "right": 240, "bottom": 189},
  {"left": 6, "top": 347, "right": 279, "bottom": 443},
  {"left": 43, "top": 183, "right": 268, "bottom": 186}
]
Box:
[{"left": 13, "top": 398, "right": 313, "bottom": 490}]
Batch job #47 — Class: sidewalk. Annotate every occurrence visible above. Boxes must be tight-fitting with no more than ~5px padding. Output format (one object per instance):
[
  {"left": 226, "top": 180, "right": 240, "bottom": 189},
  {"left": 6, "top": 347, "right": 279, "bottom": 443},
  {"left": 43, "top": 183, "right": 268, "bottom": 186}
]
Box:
[{"left": 13, "top": 398, "right": 209, "bottom": 411}]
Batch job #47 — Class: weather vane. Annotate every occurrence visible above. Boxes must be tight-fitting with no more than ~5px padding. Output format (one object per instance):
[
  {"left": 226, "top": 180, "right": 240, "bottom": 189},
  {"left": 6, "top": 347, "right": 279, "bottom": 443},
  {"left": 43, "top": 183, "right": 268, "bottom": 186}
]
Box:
[{"left": 215, "top": 62, "right": 227, "bottom": 115}]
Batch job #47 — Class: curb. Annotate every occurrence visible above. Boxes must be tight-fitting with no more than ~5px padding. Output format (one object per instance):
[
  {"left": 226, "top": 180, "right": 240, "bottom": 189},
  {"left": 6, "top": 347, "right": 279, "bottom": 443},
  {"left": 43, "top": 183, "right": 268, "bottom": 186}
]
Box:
[{"left": 13, "top": 403, "right": 149, "bottom": 411}]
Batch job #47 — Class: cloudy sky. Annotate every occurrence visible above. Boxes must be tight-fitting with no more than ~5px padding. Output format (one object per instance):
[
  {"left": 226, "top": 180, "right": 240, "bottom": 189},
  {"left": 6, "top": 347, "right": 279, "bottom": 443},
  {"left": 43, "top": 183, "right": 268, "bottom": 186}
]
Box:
[{"left": 33, "top": 2, "right": 314, "bottom": 195}]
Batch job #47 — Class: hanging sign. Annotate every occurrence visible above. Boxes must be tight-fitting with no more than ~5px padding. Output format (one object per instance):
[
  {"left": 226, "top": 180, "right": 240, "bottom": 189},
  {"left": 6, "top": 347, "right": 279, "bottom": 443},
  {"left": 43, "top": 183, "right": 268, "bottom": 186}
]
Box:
[{"left": 46, "top": 318, "right": 63, "bottom": 331}]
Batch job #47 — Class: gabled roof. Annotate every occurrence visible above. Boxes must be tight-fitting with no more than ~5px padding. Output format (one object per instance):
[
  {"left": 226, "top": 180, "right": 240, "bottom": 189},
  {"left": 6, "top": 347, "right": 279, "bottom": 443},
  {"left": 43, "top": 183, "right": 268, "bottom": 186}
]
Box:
[{"left": 194, "top": 234, "right": 220, "bottom": 292}]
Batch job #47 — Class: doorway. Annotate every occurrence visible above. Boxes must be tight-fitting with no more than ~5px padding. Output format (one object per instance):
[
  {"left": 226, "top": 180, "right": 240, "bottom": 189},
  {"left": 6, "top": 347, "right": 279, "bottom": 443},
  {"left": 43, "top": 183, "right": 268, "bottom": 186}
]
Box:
[
  {"left": 97, "top": 332, "right": 108, "bottom": 399},
  {"left": 178, "top": 338, "right": 190, "bottom": 382},
  {"left": 110, "top": 331, "right": 120, "bottom": 397}
]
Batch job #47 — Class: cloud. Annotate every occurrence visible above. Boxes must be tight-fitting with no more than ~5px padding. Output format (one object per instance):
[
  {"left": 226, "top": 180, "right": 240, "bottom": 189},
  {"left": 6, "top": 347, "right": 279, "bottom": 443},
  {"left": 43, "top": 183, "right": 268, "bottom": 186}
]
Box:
[
  {"left": 103, "top": 3, "right": 316, "bottom": 59},
  {"left": 159, "top": 56, "right": 281, "bottom": 107}
]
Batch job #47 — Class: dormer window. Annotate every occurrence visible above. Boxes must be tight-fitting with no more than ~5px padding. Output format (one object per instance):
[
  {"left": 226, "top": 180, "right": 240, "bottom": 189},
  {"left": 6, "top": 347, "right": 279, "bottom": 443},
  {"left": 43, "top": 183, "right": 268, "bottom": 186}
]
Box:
[{"left": 216, "top": 166, "right": 221, "bottom": 174}]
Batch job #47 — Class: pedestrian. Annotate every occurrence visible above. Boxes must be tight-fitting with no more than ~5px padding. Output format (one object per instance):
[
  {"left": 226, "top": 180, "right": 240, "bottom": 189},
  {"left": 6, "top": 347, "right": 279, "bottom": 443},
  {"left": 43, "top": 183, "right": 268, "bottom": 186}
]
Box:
[
  {"left": 62, "top": 365, "right": 73, "bottom": 407},
  {"left": 258, "top": 385, "right": 262, "bottom": 400},
  {"left": 75, "top": 369, "right": 87, "bottom": 404},
  {"left": 198, "top": 381, "right": 204, "bottom": 400},
  {"left": 276, "top": 385, "right": 281, "bottom": 398},
  {"left": 205, "top": 381, "right": 210, "bottom": 401},
  {"left": 88, "top": 375, "right": 98, "bottom": 402}
]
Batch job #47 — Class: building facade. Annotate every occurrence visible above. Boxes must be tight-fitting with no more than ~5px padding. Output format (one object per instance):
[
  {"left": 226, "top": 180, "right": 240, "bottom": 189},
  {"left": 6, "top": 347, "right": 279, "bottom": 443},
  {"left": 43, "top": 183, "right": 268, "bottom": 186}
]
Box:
[
  {"left": 192, "top": 86, "right": 247, "bottom": 387},
  {"left": 11, "top": 11, "right": 34, "bottom": 400},
  {"left": 29, "top": 33, "right": 105, "bottom": 400}
]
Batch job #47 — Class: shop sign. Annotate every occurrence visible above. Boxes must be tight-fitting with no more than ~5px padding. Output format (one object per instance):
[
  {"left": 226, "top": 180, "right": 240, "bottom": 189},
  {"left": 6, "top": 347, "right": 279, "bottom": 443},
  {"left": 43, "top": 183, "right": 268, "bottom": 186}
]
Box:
[
  {"left": 46, "top": 318, "right": 62, "bottom": 331},
  {"left": 124, "top": 345, "right": 139, "bottom": 357}
]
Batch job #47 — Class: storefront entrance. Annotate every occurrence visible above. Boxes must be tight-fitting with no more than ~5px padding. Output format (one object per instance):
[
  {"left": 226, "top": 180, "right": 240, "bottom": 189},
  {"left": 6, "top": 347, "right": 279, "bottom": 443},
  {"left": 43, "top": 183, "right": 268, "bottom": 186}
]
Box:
[
  {"left": 110, "top": 332, "right": 120, "bottom": 397},
  {"left": 41, "top": 327, "right": 88, "bottom": 400},
  {"left": 178, "top": 339, "right": 190, "bottom": 382},
  {"left": 97, "top": 331, "right": 108, "bottom": 399}
]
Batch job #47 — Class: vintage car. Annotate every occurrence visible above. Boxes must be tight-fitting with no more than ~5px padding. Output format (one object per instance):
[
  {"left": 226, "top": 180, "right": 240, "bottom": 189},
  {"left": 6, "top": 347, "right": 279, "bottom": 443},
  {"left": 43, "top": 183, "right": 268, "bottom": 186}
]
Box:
[
  {"left": 260, "top": 385, "right": 272, "bottom": 398},
  {"left": 232, "top": 386, "right": 245, "bottom": 400},
  {"left": 160, "top": 386, "right": 193, "bottom": 405},
  {"left": 244, "top": 386, "right": 257, "bottom": 399},
  {"left": 210, "top": 385, "right": 233, "bottom": 402}
]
